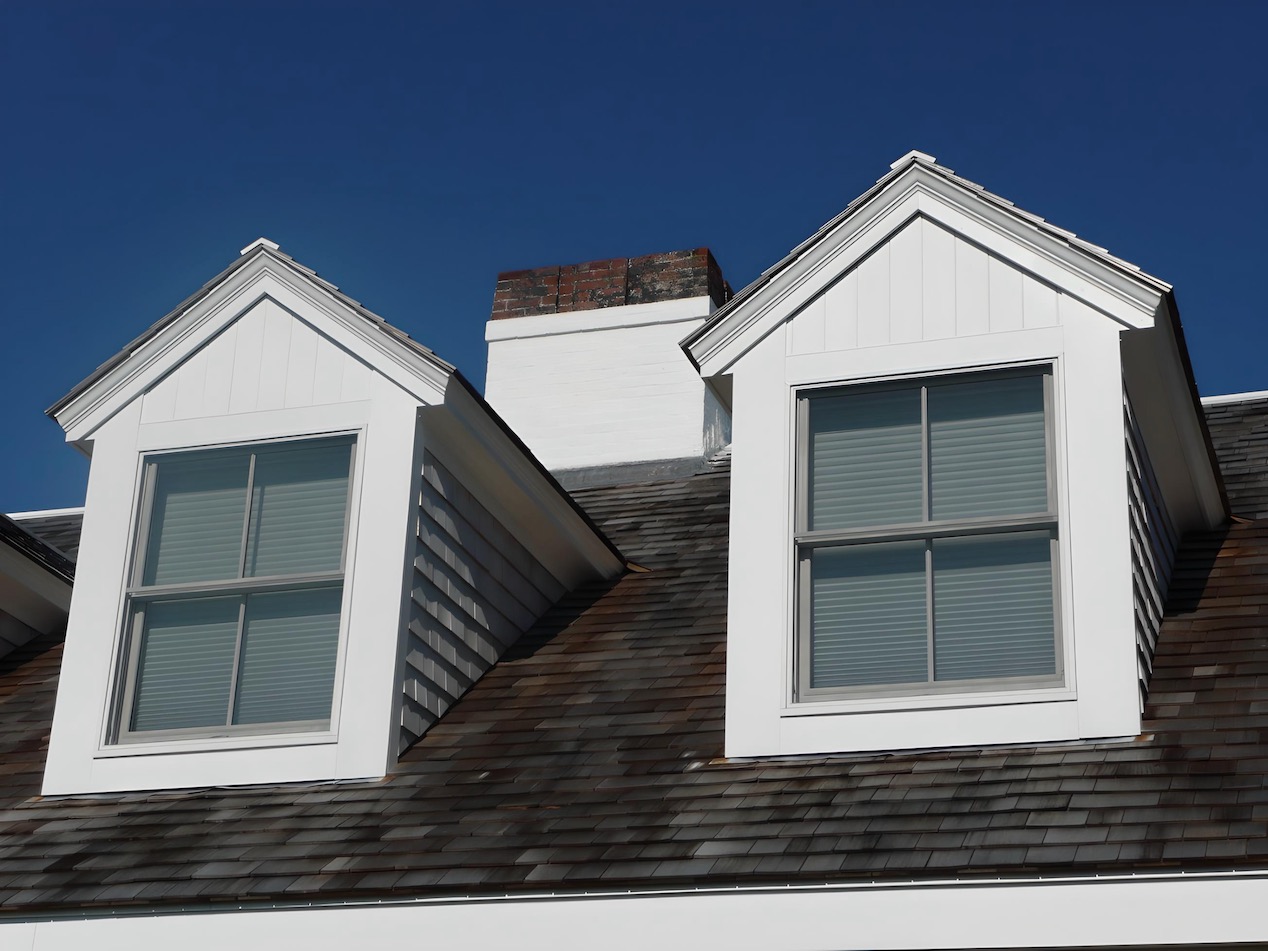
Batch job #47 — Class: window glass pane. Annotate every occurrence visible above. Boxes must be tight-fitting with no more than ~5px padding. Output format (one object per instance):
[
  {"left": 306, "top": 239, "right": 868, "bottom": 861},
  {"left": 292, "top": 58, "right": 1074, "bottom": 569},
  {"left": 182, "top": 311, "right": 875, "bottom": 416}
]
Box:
[
  {"left": 131, "top": 597, "right": 240, "bottom": 731},
  {"left": 929, "top": 374, "right": 1047, "bottom": 520},
  {"left": 245, "top": 441, "right": 352, "bottom": 578},
  {"left": 810, "top": 387, "right": 922, "bottom": 531},
  {"left": 932, "top": 531, "right": 1056, "bottom": 681},
  {"left": 233, "top": 587, "right": 342, "bottom": 725},
  {"left": 811, "top": 541, "right": 927, "bottom": 688},
  {"left": 143, "top": 452, "right": 249, "bottom": 585}
]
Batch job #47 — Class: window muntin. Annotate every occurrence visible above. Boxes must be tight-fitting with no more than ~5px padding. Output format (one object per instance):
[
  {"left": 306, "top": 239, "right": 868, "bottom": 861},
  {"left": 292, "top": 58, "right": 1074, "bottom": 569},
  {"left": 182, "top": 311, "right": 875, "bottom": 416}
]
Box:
[
  {"left": 114, "top": 437, "right": 355, "bottom": 742},
  {"left": 796, "top": 369, "right": 1059, "bottom": 700}
]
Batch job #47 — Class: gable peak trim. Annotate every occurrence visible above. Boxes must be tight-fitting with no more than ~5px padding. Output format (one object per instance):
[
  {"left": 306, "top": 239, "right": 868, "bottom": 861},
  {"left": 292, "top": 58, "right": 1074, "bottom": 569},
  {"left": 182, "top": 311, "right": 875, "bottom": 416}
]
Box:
[
  {"left": 684, "top": 157, "right": 1172, "bottom": 376},
  {"left": 240, "top": 237, "right": 281, "bottom": 256},
  {"left": 889, "top": 149, "right": 938, "bottom": 170}
]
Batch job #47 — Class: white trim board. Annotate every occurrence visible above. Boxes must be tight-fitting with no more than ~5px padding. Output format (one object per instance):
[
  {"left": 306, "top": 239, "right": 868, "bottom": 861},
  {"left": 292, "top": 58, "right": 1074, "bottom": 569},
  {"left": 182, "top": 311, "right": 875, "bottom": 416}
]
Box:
[
  {"left": 685, "top": 161, "right": 1170, "bottom": 378},
  {"left": 1201, "top": 389, "right": 1268, "bottom": 406},
  {"left": 485, "top": 295, "right": 713, "bottom": 340},
  {"left": 6, "top": 507, "right": 84, "bottom": 520},
  {"left": 5, "top": 871, "right": 1268, "bottom": 950}
]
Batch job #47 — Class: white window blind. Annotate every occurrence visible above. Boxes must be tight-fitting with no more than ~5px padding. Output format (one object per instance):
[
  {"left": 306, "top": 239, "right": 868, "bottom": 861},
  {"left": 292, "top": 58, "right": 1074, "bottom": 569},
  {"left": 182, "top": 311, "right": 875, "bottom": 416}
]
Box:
[
  {"left": 120, "top": 437, "right": 354, "bottom": 739},
  {"left": 799, "top": 370, "right": 1058, "bottom": 697}
]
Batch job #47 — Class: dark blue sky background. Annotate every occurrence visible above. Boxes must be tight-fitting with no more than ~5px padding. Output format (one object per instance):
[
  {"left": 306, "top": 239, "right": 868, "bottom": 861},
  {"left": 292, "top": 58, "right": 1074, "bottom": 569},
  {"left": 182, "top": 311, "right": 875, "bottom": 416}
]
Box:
[{"left": 2, "top": 1, "right": 1265, "bottom": 511}]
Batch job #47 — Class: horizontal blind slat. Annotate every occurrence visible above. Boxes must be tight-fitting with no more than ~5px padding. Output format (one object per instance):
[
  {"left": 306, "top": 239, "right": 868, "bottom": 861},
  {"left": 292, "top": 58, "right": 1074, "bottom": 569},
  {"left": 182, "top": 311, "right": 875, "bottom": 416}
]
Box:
[
  {"left": 932, "top": 532, "right": 1056, "bottom": 681},
  {"left": 143, "top": 454, "right": 250, "bottom": 586},
  {"left": 810, "top": 387, "right": 923, "bottom": 531},
  {"left": 246, "top": 442, "right": 352, "bottom": 577},
  {"left": 131, "top": 597, "right": 240, "bottom": 731},
  {"left": 811, "top": 542, "right": 927, "bottom": 688},
  {"left": 233, "top": 587, "right": 342, "bottom": 725},
  {"left": 929, "top": 375, "right": 1047, "bottom": 520}
]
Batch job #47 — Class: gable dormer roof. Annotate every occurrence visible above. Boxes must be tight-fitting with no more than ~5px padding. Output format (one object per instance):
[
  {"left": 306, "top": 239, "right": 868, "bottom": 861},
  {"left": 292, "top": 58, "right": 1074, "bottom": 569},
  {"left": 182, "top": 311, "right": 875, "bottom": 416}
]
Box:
[
  {"left": 49, "top": 239, "right": 458, "bottom": 444},
  {"left": 684, "top": 150, "right": 1174, "bottom": 377}
]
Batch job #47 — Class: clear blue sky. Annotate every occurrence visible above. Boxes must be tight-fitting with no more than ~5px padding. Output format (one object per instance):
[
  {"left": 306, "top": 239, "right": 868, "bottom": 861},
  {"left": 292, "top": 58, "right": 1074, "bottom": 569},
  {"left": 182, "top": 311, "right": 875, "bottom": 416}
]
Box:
[{"left": 2, "top": 1, "right": 1265, "bottom": 511}]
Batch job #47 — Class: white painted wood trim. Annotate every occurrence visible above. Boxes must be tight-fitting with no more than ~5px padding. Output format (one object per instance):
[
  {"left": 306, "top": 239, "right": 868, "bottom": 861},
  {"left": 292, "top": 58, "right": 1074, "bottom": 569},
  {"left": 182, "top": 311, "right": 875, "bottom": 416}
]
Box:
[
  {"left": 485, "top": 295, "right": 713, "bottom": 340},
  {"left": 687, "top": 165, "right": 1168, "bottom": 377},
  {"left": 1201, "top": 388, "right": 1268, "bottom": 405},
  {"left": 54, "top": 254, "right": 451, "bottom": 442},
  {"left": 6, "top": 872, "right": 1268, "bottom": 949}
]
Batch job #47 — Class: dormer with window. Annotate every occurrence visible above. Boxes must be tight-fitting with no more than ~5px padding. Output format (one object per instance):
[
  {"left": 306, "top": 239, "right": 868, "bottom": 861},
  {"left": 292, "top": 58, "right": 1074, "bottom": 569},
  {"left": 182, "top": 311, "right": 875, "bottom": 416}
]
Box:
[
  {"left": 42, "top": 239, "right": 622, "bottom": 795},
  {"left": 684, "top": 152, "right": 1226, "bottom": 758}
]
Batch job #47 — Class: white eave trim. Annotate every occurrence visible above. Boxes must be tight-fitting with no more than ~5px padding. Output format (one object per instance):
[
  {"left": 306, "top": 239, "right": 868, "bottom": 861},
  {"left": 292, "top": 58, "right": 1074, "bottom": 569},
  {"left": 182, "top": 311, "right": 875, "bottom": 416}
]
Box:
[
  {"left": 1201, "top": 389, "right": 1268, "bottom": 406},
  {"left": 6, "top": 506, "right": 84, "bottom": 520},
  {"left": 9, "top": 868, "right": 1268, "bottom": 949},
  {"left": 53, "top": 251, "right": 454, "bottom": 442},
  {"left": 686, "top": 163, "right": 1170, "bottom": 378},
  {"left": 485, "top": 295, "right": 714, "bottom": 341}
]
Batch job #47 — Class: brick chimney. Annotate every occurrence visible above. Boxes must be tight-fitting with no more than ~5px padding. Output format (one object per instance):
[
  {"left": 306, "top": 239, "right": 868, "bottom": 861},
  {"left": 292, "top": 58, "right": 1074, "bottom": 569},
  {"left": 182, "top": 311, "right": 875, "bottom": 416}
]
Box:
[
  {"left": 484, "top": 249, "right": 732, "bottom": 473},
  {"left": 490, "top": 248, "right": 730, "bottom": 319}
]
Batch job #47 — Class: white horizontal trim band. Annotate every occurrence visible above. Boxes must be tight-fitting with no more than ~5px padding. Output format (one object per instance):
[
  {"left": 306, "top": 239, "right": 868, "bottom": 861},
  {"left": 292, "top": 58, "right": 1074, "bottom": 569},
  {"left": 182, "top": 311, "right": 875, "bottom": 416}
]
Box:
[
  {"left": 485, "top": 296, "right": 713, "bottom": 341},
  {"left": 6, "top": 506, "right": 84, "bottom": 519},
  {"left": 1200, "top": 389, "right": 1268, "bottom": 406}
]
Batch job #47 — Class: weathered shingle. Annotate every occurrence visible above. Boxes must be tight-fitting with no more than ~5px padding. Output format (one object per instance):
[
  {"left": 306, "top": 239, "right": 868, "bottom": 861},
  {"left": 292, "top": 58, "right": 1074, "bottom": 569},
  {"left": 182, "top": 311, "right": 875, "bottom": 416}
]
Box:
[
  {"left": 1205, "top": 396, "right": 1268, "bottom": 518},
  {"left": 0, "top": 447, "right": 1265, "bottom": 912},
  {"left": 9, "top": 511, "right": 82, "bottom": 563}
]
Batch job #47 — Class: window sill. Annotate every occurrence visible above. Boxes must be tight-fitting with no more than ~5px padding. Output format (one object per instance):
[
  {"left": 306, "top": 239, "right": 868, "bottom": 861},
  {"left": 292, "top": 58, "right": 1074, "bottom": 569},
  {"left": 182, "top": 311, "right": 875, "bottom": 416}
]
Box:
[
  {"left": 781, "top": 684, "right": 1076, "bottom": 717},
  {"left": 93, "top": 729, "right": 338, "bottom": 759}
]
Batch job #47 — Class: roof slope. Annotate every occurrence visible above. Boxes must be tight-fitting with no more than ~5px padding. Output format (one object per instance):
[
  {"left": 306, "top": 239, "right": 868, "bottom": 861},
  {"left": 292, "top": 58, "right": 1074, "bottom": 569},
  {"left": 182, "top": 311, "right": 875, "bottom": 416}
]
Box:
[
  {"left": 0, "top": 516, "right": 74, "bottom": 584},
  {"left": 683, "top": 151, "right": 1173, "bottom": 373},
  {"left": 7, "top": 512, "right": 82, "bottom": 564},
  {"left": 0, "top": 459, "right": 1266, "bottom": 912},
  {"left": 1204, "top": 395, "right": 1268, "bottom": 519},
  {"left": 49, "top": 241, "right": 455, "bottom": 420}
]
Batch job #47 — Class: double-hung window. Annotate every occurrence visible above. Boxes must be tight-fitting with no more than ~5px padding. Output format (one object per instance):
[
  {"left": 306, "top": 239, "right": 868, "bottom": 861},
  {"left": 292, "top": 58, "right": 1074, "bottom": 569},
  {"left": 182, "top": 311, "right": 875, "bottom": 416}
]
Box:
[
  {"left": 112, "top": 436, "right": 355, "bottom": 742},
  {"left": 795, "top": 368, "right": 1060, "bottom": 700}
]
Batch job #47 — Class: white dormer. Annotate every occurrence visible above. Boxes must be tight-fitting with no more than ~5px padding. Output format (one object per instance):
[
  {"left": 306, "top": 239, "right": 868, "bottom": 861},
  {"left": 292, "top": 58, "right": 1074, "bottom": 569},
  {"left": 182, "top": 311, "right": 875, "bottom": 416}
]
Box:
[
  {"left": 43, "top": 241, "right": 622, "bottom": 795},
  {"left": 684, "top": 153, "right": 1225, "bottom": 758}
]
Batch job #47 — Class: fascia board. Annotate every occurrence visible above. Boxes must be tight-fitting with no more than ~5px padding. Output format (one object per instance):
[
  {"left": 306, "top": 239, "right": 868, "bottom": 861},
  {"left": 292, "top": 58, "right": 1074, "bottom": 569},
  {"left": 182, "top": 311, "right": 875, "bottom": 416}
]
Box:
[
  {"left": 688, "top": 167, "right": 1168, "bottom": 377},
  {"left": 485, "top": 295, "right": 712, "bottom": 341},
  {"left": 55, "top": 253, "right": 451, "bottom": 442},
  {"left": 441, "top": 378, "right": 625, "bottom": 581}
]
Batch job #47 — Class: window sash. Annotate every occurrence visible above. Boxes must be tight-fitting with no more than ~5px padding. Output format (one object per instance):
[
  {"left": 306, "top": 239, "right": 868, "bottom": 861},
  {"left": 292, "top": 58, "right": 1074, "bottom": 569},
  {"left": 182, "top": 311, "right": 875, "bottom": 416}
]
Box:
[
  {"left": 795, "top": 368, "right": 1061, "bottom": 700},
  {"left": 113, "top": 437, "right": 355, "bottom": 742}
]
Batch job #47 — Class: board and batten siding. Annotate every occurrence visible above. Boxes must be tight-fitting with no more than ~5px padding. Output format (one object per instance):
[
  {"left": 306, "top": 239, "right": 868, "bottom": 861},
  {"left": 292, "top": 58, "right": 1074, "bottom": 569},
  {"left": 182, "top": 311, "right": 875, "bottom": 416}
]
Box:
[
  {"left": 402, "top": 450, "right": 565, "bottom": 752},
  {"left": 140, "top": 298, "right": 373, "bottom": 422},
  {"left": 1125, "top": 392, "right": 1179, "bottom": 708},
  {"left": 786, "top": 216, "right": 1060, "bottom": 355}
]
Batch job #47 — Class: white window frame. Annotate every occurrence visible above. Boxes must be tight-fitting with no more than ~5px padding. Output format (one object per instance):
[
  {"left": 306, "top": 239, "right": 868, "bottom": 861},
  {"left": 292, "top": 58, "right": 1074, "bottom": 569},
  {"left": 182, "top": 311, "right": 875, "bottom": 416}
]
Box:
[
  {"left": 106, "top": 431, "right": 360, "bottom": 748},
  {"left": 793, "top": 364, "right": 1064, "bottom": 704}
]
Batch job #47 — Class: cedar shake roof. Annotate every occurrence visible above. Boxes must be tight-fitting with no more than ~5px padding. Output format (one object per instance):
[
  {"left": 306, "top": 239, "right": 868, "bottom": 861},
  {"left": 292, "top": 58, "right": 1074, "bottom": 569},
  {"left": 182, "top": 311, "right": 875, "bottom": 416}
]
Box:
[
  {"left": 0, "top": 516, "right": 74, "bottom": 585},
  {"left": 0, "top": 401, "right": 1265, "bottom": 911},
  {"left": 1204, "top": 395, "right": 1268, "bottom": 519},
  {"left": 7, "top": 511, "right": 82, "bottom": 564}
]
